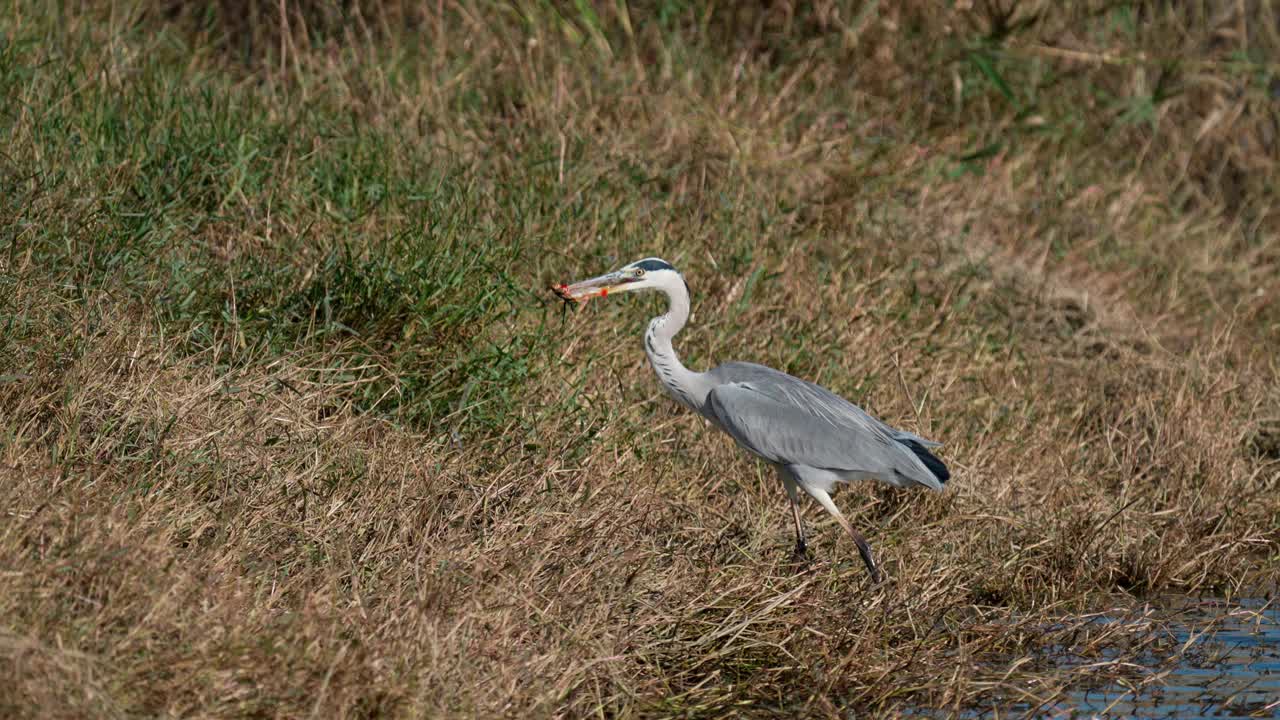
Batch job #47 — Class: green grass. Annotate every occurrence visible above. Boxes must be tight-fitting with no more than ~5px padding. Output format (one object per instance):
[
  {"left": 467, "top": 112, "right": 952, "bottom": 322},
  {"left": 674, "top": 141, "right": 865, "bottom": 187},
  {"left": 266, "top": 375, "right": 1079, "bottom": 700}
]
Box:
[
  {"left": 2, "top": 1, "right": 1278, "bottom": 717},
  {"left": 2, "top": 10, "right": 564, "bottom": 433}
]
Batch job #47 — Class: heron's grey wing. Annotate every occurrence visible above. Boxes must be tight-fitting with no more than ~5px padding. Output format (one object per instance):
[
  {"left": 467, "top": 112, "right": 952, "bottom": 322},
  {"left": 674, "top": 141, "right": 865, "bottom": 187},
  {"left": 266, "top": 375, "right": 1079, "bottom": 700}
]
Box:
[
  {"left": 707, "top": 362, "right": 924, "bottom": 446},
  {"left": 704, "top": 382, "right": 907, "bottom": 480}
]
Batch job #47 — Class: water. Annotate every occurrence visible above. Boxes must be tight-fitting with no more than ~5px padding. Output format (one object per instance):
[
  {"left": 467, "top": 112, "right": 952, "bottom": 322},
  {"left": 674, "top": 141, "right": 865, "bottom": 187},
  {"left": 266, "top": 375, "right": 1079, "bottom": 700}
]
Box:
[
  {"left": 932, "top": 597, "right": 1280, "bottom": 719},
  {"left": 1054, "top": 597, "right": 1279, "bottom": 719}
]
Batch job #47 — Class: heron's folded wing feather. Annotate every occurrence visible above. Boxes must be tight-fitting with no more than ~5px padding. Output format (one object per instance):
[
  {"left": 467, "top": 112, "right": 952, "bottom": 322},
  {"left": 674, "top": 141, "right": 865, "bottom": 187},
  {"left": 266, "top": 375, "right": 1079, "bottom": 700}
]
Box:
[
  {"left": 890, "top": 429, "right": 942, "bottom": 448},
  {"left": 704, "top": 383, "right": 902, "bottom": 476},
  {"left": 707, "top": 362, "right": 908, "bottom": 445}
]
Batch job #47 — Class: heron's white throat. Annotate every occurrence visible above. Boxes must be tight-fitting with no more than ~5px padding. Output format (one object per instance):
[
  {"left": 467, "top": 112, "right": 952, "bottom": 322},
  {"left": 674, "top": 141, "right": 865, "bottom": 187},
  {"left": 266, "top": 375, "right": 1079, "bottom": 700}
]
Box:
[{"left": 641, "top": 269, "right": 711, "bottom": 412}]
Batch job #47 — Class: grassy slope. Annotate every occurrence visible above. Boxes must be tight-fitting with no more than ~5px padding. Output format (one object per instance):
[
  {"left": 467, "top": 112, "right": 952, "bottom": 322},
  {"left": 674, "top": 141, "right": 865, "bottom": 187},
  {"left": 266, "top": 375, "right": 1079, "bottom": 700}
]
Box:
[{"left": 2, "top": 1, "right": 1278, "bottom": 717}]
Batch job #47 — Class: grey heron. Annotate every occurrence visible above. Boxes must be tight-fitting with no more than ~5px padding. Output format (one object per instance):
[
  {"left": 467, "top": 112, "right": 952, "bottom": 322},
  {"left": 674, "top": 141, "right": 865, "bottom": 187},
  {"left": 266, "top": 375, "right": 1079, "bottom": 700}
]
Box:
[{"left": 552, "top": 258, "right": 949, "bottom": 581}]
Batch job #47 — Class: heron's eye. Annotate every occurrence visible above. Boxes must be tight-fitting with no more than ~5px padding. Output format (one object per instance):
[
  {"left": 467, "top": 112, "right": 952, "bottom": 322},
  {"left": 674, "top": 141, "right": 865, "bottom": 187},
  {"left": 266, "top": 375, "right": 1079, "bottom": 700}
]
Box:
[{"left": 635, "top": 268, "right": 645, "bottom": 277}]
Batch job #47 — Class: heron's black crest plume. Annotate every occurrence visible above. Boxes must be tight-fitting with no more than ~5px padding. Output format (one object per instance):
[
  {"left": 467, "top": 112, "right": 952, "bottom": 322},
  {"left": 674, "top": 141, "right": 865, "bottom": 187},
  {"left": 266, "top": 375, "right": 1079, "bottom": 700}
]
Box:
[
  {"left": 899, "top": 439, "right": 950, "bottom": 484},
  {"left": 634, "top": 258, "right": 675, "bottom": 272}
]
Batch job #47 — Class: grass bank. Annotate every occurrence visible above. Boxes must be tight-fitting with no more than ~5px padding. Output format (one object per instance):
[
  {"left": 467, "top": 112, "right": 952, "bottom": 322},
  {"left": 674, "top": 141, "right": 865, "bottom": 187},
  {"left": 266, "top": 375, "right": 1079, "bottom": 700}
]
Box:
[{"left": 2, "top": 1, "right": 1278, "bottom": 716}]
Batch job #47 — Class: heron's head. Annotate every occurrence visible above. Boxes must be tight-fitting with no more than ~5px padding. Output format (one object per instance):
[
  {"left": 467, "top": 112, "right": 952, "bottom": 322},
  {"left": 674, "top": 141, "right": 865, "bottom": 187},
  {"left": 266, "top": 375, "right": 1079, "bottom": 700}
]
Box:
[{"left": 552, "top": 257, "right": 682, "bottom": 304}]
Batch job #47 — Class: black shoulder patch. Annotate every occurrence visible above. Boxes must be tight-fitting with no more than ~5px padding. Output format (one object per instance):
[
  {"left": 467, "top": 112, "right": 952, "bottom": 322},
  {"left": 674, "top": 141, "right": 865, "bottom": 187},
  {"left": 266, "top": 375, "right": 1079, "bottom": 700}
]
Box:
[
  {"left": 634, "top": 258, "right": 675, "bottom": 272},
  {"left": 899, "top": 439, "right": 950, "bottom": 484}
]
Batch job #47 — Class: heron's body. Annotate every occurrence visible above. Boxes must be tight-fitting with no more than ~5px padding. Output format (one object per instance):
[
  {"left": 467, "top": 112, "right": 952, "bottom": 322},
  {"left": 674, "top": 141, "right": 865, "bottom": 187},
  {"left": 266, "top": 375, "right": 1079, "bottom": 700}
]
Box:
[{"left": 554, "top": 257, "right": 948, "bottom": 581}]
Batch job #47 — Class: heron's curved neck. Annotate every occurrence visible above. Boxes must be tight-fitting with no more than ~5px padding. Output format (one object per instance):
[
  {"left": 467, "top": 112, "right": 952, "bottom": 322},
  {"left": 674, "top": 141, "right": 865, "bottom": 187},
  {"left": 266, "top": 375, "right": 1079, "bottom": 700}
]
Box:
[{"left": 644, "top": 278, "right": 708, "bottom": 411}]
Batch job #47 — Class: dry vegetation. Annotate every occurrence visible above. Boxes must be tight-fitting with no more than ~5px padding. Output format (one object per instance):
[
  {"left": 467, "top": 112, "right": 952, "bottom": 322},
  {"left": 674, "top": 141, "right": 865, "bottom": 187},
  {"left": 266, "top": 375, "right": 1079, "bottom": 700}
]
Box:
[{"left": 2, "top": 0, "right": 1279, "bottom": 717}]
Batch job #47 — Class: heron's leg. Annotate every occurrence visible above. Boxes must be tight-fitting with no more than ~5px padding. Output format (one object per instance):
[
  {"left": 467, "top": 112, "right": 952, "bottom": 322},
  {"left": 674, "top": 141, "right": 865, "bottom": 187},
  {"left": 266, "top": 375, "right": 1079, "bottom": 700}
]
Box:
[
  {"left": 803, "top": 485, "right": 882, "bottom": 583},
  {"left": 781, "top": 473, "right": 807, "bottom": 555}
]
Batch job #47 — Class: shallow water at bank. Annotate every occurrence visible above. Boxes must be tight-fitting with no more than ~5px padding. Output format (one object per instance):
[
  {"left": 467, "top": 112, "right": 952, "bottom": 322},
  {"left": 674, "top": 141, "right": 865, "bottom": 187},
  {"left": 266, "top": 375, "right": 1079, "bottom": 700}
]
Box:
[
  {"left": 1065, "top": 597, "right": 1277, "bottom": 718},
  {"left": 958, "top": 596, "right": 1278, "bottom": 719}
]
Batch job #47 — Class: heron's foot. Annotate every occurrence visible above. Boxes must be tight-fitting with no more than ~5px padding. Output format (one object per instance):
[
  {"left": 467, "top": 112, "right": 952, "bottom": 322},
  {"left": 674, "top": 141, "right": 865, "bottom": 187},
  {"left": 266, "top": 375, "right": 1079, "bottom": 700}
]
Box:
[
  {"left": 789, "top": 539, "right": 810, "bottom": 564},
  {"left": 855, "top": 545, "right": 883, "bottom": 583}
]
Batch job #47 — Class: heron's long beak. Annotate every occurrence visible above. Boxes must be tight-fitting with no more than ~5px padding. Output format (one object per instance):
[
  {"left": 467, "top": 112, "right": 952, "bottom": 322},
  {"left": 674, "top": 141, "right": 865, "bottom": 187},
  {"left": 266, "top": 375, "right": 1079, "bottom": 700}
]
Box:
[{"left": 551, "top": 270, "right": 635, "bottom": 304}]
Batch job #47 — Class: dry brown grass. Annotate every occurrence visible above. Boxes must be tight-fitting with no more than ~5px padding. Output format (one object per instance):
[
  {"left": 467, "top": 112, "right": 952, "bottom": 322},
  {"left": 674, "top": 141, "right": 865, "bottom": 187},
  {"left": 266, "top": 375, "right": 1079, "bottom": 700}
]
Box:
[{"left": 2, "top": 1, "right": 1279, "bottom": 717}]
